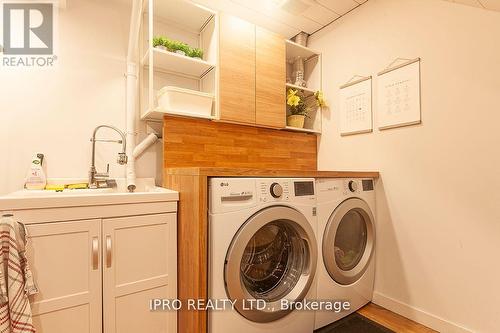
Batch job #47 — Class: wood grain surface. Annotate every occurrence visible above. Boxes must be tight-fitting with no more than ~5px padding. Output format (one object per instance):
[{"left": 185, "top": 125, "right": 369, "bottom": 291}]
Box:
[
  {"left": 358, "top": 303, "right": 438, "bottom": 333},
  {"left": 163, "top": 115, "right": 317, "bottom": 170},
  {"left": 219, "top": 13, "right": 256, "bottom": 124},
  {"left": 255, "top": 26, "right": 286, "bottom": 128}
]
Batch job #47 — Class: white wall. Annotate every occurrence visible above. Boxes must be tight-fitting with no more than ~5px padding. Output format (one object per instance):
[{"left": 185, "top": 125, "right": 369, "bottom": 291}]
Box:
[
  {"left": 309, "top": 0, "right": 500, "bottom": 332},
  {"left": 0, "top": 0, "right": 160, "bottom": 195}
]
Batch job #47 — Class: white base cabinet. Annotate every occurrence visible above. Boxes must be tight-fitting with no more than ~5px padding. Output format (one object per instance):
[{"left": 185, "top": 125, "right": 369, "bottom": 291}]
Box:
[
  {"left": 10, "top": 202, "right": 178, "bottom": 333},
  {"left": 28, "top": 220, "right": 102, "bottom": 333},
  {"left": 103, "top": 214, "right": 177, "bottom": 333}
]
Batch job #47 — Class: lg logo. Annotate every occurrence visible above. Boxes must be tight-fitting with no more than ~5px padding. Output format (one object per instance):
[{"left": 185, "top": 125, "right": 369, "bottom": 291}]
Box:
[
  {"left": 220, "top": 182, "right": 229, "bottom": 187},
  {"left": 2, "top": 3, "right": 53, "bottom": 55}
]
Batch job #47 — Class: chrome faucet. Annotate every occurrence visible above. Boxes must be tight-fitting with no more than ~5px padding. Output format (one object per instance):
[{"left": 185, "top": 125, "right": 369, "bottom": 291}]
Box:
[{"left": 89, "top": 125, "right": 128, "bottom": 189}]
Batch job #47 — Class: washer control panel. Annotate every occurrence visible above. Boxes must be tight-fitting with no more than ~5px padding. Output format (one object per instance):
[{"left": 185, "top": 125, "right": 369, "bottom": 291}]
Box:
[
  {"left": 209, "top": 178, "right": 316, "bottom": 213},
  {"left": 258, "top": 178, "right": 315, "bottom": 203},
  {"left": 270, "top": 182, "right": 283, "bottom": 198},
  {"left": 258, "top": 180, "right": 291, "bottom": 202}
]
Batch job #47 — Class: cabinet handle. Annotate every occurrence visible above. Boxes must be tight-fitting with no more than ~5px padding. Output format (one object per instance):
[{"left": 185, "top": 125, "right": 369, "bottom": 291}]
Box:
[
  {"left": 92, "top": 237, "right": 99, "bottom": 270},
  {"left": 106, "top": 236, "right": 112, "bottom": 268}
]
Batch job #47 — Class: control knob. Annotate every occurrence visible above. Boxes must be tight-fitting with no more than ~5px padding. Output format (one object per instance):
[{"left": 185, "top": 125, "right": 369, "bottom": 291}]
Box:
[
  {"left": 270, "top": 183, "right": 283, "bottom": 198},
  {"left": 348, "top": 180, "right": 358, "bottom": 192}
]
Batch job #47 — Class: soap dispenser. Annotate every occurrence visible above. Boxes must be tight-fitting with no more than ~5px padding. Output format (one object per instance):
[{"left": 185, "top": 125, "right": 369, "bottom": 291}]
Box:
[{"left": 25, "top": 153, "right": 47, "bottom": 190}]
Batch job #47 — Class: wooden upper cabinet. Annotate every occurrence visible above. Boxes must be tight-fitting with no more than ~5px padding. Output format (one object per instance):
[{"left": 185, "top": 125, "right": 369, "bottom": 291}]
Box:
[
  {"left": 256, "top": 27, "right": 286, "bottom": 128},
  {"left": 219, "top": 13, "right": 256, "bottom": 125}
]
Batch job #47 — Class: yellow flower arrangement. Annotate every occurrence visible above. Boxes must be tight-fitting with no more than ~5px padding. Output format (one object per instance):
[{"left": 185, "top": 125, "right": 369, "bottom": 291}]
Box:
[
  {"left": 314, "top": 90, "right": 327, "bottom": 108},
  {"left": 286, "top": 88, "right": 326, "bottom": 117},
  {"left": 287, "top": 89, "right": 301, "bottom": 107}
]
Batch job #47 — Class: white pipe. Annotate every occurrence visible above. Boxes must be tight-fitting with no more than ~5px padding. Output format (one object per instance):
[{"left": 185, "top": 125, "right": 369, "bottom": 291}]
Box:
[
  {"left": 133, "top": 133, "right": 159, "bottom": 159},
  {"left": 125, "top": 0, "right": 141, "bottom": 192},
  {"left": 125, "top": 62, "right": 137, "bottom": 192},
  {"left": 127, "top": 0, "right": 141, "bottom": 61}
]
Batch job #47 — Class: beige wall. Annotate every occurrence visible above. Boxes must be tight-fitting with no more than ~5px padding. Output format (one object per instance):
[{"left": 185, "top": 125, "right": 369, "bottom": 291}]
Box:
[
  {"left": 309, "top": 0, "right": 500, "bottom": 332},
  {"left": 0, "top": 0, "right": 158, "bottom": 195}
]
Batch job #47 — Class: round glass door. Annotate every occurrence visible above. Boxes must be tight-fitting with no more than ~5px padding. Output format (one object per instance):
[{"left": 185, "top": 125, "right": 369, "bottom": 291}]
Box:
[
  {"left": 241, "top": 222, "right": 306, "bottom": 302},
  {"left": 225, "top": 206, "right": 317, "bottom": 323},
  {"left": 334, "top": 210, "right": 367, "bottom": 271},
  {"left": 323, "top": 198, "right": 374, "bottom": 285}
]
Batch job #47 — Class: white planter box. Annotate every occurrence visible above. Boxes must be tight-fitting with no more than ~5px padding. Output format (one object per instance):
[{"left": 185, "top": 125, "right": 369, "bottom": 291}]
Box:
[{"left": 157, "top": 86, "right": 214, "bottom": 119}]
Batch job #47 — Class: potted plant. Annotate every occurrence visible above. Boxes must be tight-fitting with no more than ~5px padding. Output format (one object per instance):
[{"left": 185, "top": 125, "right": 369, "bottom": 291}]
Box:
[
  {"left": 286, "top": 89, "right": 309, "bottom": 128},
  {"left": 286, "top": 89, "right": 327, "bottom": 128},
  {"left": 189, "top": 48, "right": 203, "bottom": 60}
]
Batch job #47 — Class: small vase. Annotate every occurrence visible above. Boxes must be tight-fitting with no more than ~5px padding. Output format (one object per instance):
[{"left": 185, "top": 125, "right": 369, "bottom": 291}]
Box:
[{"left": 287, "top": 115, "right": 305, "bottom": 128}]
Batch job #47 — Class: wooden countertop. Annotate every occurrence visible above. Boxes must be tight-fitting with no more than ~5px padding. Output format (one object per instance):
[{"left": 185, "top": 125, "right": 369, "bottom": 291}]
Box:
[{"left": 165, "top": 167, "right": 379, "bottom": 178}]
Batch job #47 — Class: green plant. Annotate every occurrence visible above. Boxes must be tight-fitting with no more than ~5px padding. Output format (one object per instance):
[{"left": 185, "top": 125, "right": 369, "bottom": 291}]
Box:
[
  {"left": 153, "top": 36, "right": 204, "bottom": 58},
  {"left": 152, "top": 36, "right": 162, "bottom": 47},
  {"left": 160, "top": 36, "right": 170, "bottom": 49},
  {"left": 168, "top": 39, "right": 190, "bottom": 54},
  {"left": 189, "top": 48, "right": 204, "bottom": 59}
]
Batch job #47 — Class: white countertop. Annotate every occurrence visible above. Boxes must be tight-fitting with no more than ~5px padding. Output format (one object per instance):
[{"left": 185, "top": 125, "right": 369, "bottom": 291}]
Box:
[{"left": 0, "top": 178, "right": 179, "bottom": 211}]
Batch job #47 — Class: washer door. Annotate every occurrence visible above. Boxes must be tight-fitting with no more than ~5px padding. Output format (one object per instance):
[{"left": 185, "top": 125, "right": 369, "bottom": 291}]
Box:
[
  {"left": 323, "top": 198, "right": 375, "bottom": 285},
  {"left": 225, "top": 206, "right": 317, "bottom": 323}
]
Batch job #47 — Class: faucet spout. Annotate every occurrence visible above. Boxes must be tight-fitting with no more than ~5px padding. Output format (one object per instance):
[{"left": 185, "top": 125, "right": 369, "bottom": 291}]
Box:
[{"left": 89, "top": 125, "right": 128, "bottom": 189}]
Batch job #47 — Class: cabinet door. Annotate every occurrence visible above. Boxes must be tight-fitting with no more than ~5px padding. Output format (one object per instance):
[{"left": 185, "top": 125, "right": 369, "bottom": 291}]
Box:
[
  {"left": 219, "top": 13, "right": 256, "bottom": 124},
  {"left": 27, "top": 220, "right": 102, "bottom": 333},
  {"left": 103, "top": 214, "right": 177, "bottom": 333},
  {"left": 256, "top": 27, "right": 286, "bottom": 128}
]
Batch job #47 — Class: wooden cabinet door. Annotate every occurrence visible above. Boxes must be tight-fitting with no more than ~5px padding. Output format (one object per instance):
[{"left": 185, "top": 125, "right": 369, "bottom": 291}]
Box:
[
  {"left": 219, "top": 13, "right": 256, "bottom": 124},
  {"left": 102, "top": 213, "right": 177, "bottom": 333},
  {"left": 256, "top": 27, "right": 286, "bottom": 128},
  {"left": 27, "top": 220, "right": 102, "bottom": 333}
]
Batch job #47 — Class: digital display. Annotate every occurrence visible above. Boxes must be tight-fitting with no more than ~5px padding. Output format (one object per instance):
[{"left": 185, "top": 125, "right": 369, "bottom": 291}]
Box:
[
  {"left": 294, "top": 181, "right": 314, "bottom": 196},
  {"left": 362, "top": 179, "right": 374, "bottom": 191}
]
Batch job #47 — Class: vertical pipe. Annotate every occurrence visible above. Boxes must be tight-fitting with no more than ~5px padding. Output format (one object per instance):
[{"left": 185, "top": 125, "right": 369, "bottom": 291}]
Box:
[
  {"left": 125, "top": 0, "right": 141, "bottom": 192},
  {"left": 126, "top": 62, "right": 137, "bottom": 192}
]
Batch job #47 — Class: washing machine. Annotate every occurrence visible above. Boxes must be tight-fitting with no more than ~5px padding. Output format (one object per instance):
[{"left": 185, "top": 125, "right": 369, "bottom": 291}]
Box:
[
  {"left": 209, "top": 178, "right": 318, "bottom": 333},
  {"left": 314, "top": 178, "right": 376, "bottom": 330}
]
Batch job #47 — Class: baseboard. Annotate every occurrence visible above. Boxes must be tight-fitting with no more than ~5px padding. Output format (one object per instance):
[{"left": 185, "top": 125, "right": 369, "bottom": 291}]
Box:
[{"left": 372, "top": 291, "right": 473, "bottom": 333}]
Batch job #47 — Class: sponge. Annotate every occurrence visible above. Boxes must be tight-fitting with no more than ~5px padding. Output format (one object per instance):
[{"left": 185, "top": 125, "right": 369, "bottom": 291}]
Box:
[
  {"left": 66, "top": 183, "right": 89, "bottom": 190},
  {"left": 45, "top": 184, "right": 65, "bottom": 191}
]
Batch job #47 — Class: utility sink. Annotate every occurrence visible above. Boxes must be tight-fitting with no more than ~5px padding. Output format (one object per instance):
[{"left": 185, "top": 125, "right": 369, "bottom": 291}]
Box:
[{"left": 0, "top": 178, "right": 178, "bottom": 211}]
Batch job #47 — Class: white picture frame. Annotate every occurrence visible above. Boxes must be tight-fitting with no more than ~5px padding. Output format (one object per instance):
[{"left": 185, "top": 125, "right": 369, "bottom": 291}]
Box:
[
  {"left": 377, "top": 59, "right": 421, "bottom": 130},
  {"left": 339, "top": 77, "right": 373, "bottom": 136}
]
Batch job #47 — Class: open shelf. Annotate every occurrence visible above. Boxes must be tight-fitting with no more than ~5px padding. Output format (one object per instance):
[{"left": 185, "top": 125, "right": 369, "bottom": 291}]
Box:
[
  {"left": 141, "top": 47, "right": 215, "bottom": 78},
  {"left": 144, "top": 0, "right": 215, "bottom": 33},
  {"left": 142, "top": 107, "right": 216, "bottom": 121},
  {"left": 284, "top": 126, "right": 321, "bottom": 134},
  {"left": 286, "top": 83, "right": 316, "bottom": 96},
  {"left": 285, "top": 40, "right": 321, "bottom": 62}
]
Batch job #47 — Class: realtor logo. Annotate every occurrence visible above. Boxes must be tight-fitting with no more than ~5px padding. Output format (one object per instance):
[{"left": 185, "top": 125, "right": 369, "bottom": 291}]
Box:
[
  {"left": 3, "top": 3, "right": 53, "bottom": 54},
  {"left": 1, "top": 2, "right": 58, "bottom": 67}
]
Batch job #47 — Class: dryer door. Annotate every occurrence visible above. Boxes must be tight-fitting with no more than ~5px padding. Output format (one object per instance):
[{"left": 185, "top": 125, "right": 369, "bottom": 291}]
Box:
[
  {"left": 323, "top": 198, "right": 375, "bottom": 285},
  {"left": 224, "top": 205, "right": 317, "bottom": 323}
]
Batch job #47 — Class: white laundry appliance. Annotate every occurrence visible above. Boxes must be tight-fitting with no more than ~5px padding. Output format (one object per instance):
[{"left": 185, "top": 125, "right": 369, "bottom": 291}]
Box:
[
  {"left": 314, "top": 178, "right": 376, "bottom": 330},
  {"left": 209, "top": 178, "right": 318, "bottom": 333}
]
